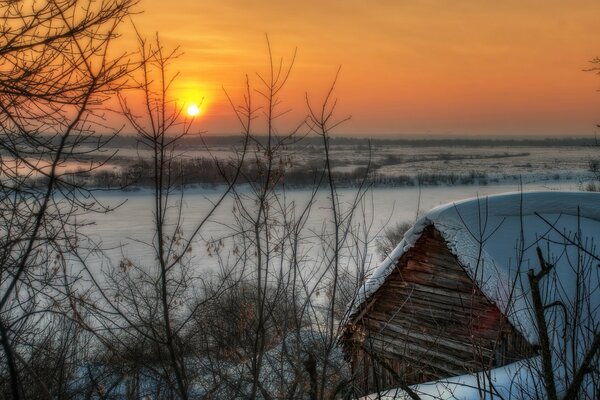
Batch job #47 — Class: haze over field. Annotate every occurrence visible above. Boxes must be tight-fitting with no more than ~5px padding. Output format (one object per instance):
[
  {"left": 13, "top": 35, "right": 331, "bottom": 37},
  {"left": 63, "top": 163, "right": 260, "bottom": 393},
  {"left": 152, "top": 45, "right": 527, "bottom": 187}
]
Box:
[{"left": 119, "top": 0, "right": 600, "bottom": 137}]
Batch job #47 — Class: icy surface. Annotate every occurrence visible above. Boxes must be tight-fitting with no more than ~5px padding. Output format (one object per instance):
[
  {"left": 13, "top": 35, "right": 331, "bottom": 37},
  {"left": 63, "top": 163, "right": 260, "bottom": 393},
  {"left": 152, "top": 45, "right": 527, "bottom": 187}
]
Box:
[{"left": 83, "top": 182, "right": 581, "bottom": 270}]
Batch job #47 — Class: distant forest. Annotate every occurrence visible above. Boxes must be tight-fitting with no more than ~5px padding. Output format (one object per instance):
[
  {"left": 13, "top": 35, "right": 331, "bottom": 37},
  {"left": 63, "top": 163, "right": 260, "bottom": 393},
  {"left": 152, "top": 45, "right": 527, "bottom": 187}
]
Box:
[{"left": 100, "top": 134, "right": 600, "bottom": 148}]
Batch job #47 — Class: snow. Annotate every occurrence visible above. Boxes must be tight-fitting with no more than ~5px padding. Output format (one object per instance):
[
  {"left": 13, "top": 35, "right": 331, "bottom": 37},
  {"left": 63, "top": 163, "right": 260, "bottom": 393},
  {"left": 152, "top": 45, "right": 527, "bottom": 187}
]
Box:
[
  {"left": 362, "top": 357, "right": 550, "bottom": 400},
  {"left": 346, "top": 191, "right": 600, "bottom": 399},
  {"left": 70, "top": 329, "right": 346, "bottom": 399}
]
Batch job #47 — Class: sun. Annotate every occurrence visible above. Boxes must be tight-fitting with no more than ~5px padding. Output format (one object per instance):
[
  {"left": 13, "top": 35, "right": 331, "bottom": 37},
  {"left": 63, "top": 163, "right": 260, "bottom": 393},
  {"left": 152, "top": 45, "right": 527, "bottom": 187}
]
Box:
[{"left": 186, "top": 103, "right": 201, "bottom": 117}]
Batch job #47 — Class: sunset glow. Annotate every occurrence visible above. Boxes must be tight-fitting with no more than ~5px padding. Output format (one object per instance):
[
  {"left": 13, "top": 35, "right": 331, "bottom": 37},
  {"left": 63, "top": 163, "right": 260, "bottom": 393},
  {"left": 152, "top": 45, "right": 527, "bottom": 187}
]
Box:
[
  {"left": 122, "top": 1, "right": 600, "bottom": 137},
  {"left": 187, "top": 103, "right": 201, "bottom": 117}
]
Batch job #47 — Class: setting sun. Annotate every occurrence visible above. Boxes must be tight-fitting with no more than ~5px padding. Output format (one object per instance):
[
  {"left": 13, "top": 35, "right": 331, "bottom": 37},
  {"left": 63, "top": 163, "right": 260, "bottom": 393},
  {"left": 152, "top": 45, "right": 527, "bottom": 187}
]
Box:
[{"left": 187, "top": 103, "right": 201, "bottom": 117}]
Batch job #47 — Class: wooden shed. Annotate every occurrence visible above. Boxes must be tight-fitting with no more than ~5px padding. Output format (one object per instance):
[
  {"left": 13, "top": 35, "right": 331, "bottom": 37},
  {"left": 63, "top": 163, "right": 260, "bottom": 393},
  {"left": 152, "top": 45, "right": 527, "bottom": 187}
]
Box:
[{"left": 339, "top": 192, "right": 600, "bottom": 397}]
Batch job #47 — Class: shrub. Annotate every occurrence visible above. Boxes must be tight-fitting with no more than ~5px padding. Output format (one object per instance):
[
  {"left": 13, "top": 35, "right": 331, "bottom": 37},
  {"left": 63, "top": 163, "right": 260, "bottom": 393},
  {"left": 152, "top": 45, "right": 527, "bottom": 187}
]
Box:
[{"left": 375, "top": 221, "right": 412, "bottom": 261}]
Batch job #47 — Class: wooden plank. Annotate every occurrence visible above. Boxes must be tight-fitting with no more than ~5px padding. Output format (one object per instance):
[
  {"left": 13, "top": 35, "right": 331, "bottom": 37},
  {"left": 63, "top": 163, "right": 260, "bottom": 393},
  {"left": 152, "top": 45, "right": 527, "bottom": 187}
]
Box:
[
  {"left": 373, "top": 292, "right": 497, "bottom": 317},
  {"left": 371, "top": 320, "right": 494, "bottom": 356},
  {"left": 364, "top": 333, "right": 469, "bottom": 375}
]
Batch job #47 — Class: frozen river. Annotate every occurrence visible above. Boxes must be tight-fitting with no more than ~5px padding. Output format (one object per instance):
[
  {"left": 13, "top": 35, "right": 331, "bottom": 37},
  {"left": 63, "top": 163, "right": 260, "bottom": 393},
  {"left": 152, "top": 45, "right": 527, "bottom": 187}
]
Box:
[{"left": 81, "top": 180, "right": 584, "bottom": 271}]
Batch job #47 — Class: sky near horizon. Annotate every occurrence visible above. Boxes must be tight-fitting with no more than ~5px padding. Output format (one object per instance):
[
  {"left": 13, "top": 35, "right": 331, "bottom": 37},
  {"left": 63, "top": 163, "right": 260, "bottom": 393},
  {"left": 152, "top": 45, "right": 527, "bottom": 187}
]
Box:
[{"left": 122, "top": 0, "right": 600, "bottom": 137}]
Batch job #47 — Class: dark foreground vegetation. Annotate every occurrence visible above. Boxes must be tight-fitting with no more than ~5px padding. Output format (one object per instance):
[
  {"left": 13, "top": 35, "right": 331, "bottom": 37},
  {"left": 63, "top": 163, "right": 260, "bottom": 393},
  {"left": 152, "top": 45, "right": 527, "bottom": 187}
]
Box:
[{"left": 101, "top": 134, "right": 600, "bottom": 149}]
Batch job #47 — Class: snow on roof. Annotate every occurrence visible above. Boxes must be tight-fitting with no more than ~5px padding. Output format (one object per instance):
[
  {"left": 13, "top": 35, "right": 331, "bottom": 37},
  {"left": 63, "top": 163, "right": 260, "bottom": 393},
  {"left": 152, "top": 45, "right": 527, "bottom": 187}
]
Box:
[{"left": 345, "top": 191, "right": 600, "bottom": 344}]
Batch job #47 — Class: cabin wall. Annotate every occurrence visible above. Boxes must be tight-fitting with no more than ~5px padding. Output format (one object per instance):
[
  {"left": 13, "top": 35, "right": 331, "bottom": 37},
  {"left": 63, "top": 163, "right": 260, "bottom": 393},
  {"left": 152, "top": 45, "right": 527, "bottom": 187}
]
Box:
[{"left": 343, "top": 226, "right": 534, "bottom": 396}]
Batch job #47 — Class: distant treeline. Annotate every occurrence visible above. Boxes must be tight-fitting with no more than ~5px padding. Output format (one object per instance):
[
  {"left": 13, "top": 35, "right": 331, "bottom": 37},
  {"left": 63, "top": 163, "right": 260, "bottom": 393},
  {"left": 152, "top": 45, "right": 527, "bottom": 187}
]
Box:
[
  {"left": 99, "top": 135, "right": 600, "bottom": 149},
  {"left": 24, "top": 133, "right": 600, "bottom": 151}
]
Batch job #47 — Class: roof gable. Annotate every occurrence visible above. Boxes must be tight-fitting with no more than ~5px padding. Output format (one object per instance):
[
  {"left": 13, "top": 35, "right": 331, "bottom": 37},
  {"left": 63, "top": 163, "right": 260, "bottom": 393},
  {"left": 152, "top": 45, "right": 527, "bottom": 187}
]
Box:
[{"left": 346, "top": 191, "right": 600, "bottom": 344}]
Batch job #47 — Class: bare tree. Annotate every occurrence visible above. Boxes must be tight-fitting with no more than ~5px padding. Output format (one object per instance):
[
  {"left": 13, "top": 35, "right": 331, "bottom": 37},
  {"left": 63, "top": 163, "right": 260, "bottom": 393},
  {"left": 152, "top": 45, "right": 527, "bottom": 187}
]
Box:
[
  {"left": 0, "top": 0, "right": 136, "bottom": 398},
  {"left": 191, "top": 39, "right": 374, "bottom": 399},
  {"left": 220, "top": 37, "right": 315, "bottom": 399},
  {"left": 375, "top": 221, "right": 412, "bottom": 262},
  {"left": 75, "top": 32, "right": 254, "bottom": 399}
]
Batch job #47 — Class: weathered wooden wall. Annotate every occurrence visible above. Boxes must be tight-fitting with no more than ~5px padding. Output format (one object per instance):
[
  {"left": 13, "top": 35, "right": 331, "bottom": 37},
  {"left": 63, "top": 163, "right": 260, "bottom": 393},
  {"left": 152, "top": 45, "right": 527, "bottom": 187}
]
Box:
[{"left": 342, "top": 225, "right": 534, "bottom": 396}]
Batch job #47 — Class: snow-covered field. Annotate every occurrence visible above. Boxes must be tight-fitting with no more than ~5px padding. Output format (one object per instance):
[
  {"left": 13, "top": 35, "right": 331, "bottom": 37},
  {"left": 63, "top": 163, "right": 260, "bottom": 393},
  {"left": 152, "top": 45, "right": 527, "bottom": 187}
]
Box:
[{"left": 76, "top": 142, "right": 599, "bottom": 185}]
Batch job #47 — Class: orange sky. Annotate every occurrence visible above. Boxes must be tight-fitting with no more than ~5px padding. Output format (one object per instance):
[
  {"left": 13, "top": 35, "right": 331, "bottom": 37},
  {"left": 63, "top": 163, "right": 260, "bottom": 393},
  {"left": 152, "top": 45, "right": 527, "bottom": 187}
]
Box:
[{"left": 121, "top": 0, "right": 600, "bottom": 137}]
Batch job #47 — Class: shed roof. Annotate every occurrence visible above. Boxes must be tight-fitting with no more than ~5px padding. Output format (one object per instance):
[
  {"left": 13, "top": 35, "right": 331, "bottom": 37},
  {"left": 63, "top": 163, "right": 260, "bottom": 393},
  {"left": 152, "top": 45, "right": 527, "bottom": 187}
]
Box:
[{"left": 346, "top": 191, "right": 600, "bottom": 344}]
